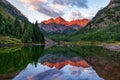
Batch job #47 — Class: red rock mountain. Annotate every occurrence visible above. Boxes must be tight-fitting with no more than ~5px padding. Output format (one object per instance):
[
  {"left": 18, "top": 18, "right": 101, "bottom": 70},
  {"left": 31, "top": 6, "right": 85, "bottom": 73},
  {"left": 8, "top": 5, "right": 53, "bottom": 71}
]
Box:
[
  {"left": 68, "top": 19, "right": 90, "bottom": 26},
  {"left": 43, "top": 17, "right": 90, "bottom": 27},
  {"left": 55, "top": 17, "right": 69, "bottom": 25},
  {"left": 44, "top": 18, "right": 54, "bottom": 24}
]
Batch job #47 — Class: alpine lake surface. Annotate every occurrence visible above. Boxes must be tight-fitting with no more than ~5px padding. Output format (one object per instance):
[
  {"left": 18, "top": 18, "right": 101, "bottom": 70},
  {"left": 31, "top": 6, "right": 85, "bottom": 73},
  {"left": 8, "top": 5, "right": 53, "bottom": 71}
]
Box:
[{"left": 0, "top": 44, "right": 120, "bottom": 80}]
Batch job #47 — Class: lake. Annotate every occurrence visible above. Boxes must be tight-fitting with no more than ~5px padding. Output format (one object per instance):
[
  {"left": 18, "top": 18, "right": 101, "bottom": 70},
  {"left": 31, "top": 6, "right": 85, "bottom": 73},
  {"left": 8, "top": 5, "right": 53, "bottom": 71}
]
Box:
[{"left": 0, "top": 45, "right": 120, "bottom": 80}]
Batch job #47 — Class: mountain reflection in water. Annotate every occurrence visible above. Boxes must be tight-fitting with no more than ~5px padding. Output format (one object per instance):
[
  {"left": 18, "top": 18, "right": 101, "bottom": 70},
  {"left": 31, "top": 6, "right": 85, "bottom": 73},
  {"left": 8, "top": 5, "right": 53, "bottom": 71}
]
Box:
[
  {"left": 12, "top": 46, "right": 104, "bottom": 80},
  {"left": 13, "top": 63, "right": 103, "bottom": 80},
  {"left": 1, "top": 45, "right": 120, "bottom": 80}
]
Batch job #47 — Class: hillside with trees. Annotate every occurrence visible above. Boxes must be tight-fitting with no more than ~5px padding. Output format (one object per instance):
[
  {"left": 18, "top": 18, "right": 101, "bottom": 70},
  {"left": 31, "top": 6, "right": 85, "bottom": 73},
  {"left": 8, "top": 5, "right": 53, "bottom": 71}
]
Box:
[
  {"left": 0, "top": 0, "right": 44, "bottom": 44},
  {"left": 69, "top": 0, "right": 120, "bottom": 42}
]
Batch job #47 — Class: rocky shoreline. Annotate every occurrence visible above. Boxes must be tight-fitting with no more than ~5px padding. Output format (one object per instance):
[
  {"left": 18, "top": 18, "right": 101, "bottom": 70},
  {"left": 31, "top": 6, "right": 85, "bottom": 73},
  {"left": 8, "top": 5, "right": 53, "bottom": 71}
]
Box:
[
  {"left": 45, "top": 38, "right": 57, "bottom": 49},
  {"left": 100, "top": 43, "right": 120, "bottom": 52}
]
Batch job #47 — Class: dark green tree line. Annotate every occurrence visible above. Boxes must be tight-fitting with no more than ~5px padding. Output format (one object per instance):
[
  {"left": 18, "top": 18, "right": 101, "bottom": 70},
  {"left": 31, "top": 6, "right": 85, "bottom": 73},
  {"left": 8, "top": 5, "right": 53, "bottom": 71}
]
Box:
[{"left": 0, "top": 13, "right": 44, "bottom": 44}]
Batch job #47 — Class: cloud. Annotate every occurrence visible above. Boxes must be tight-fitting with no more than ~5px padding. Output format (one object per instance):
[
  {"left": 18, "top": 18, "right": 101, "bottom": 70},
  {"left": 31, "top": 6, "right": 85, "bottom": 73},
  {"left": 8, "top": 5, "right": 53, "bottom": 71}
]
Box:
[
  {"left": 52, "top": 0, "right": 88, "bottom": 8},
  {"left": 20, "top": 0, "right": 47, "bottom": 4},
  {"left": 20, "top": 0, "right": 64, "bottom": 17},
  {"left": 69, "top": 11, "right": 83, "bottom": 20},
  {"left": 49, "top": 4, "right": 65, "bottom": 10},
  {"left": 37, "top": 3, "right": 64, "bottom": 17},
  {"left": 20, "top": 0, "right": 88, "bottom": 17},
  {"left": 28, "top": 5, "right": 37, "bottom": 10}
]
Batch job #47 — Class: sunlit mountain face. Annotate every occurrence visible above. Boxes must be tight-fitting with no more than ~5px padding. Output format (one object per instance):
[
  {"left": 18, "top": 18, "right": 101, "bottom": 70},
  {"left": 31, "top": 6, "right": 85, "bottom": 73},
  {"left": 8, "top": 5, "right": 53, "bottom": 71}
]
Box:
[
  {"left": 39, "top": 17, "right": 90, "bottom": 33},
  {"left": 43, "top": 17, "right": 90, "bottom": 27}
]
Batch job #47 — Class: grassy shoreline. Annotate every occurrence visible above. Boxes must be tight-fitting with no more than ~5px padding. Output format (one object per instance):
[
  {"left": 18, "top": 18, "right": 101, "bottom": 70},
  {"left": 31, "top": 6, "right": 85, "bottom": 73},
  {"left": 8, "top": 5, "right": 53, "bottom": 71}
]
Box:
[
  {"left": 60, "top": 41, "right": 120, "bottom": 52},
  {"left": 1, "top": 35, "right": 120, "bottom": 52},
  {"left": 0, "top": 36, "right": 22, "bottom": 44},
  {"left": 0, "top": 36, "right": 45, "bottom": 47}
]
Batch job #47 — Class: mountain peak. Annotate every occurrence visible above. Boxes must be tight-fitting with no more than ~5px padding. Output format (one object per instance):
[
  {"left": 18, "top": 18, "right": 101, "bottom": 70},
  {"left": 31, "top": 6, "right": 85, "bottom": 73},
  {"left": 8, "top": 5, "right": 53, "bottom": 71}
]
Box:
[
  {"left": 55, "top": 17, "right": 64, "bottom": 21},
  {"left": 44, "top": 18, "right": 54, "bottom": 24},
  {"left": 54, "top": 17, "right": 68, "bottom": 25},
  {"left": 43, "top": 17, "right": 90, "bottom": 27}
]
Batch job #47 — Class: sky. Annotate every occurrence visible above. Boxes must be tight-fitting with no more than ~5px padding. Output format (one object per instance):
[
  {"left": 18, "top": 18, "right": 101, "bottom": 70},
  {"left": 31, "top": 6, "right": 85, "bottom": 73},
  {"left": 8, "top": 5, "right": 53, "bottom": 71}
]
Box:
[{"left": 7, "top": 0, "right": 110, "bottom": 23}]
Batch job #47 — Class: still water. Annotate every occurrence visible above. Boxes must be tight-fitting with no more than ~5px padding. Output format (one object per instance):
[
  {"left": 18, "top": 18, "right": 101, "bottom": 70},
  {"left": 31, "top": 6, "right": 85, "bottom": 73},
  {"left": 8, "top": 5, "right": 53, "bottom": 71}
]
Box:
[{"left": 0, "top": 45, "right": 120, "bottom": 80}]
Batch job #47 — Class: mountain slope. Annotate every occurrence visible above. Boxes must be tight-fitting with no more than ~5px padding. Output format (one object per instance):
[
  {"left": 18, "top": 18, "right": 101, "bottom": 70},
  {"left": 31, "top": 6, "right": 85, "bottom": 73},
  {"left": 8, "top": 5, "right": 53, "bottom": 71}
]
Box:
[
  {"left": 70, "top": 24, "right": 120, "bottom": 41},
  {"left": 69, "top": 0, "right": 120, "bottom": 42},
  {"left": 0, "top": 0, "right": 28, "bottom": 21},
  {"left": 0, "top": 0, "right": 44, "bottom": 44},
  {"left": 39, "top": 17, "right": 89, "bottom": 33},
  {"left": 87, "top": 0, "right": 120, "bottom": 29}
]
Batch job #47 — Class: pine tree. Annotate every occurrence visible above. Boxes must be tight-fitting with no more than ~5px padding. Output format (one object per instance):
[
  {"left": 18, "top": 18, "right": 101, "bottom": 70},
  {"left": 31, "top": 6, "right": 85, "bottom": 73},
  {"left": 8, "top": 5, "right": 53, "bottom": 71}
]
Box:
[
  {"left": 22, "top": 25, "right": 33, "bottom": 43},
  {"left": 0, "top": 13, "right": 4, "bottom": 34},
  {"left": 14, "top": 18, "right": 22, "bottom": 38},
  {"left": 7, "top": 17, "right": 13, "bottom": 36},
  {"left": 22, "top": 20, "right": 28, "bottom": 34},
  {"left": 33, "top": 21, "right": 44, "bottom": 43}
]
